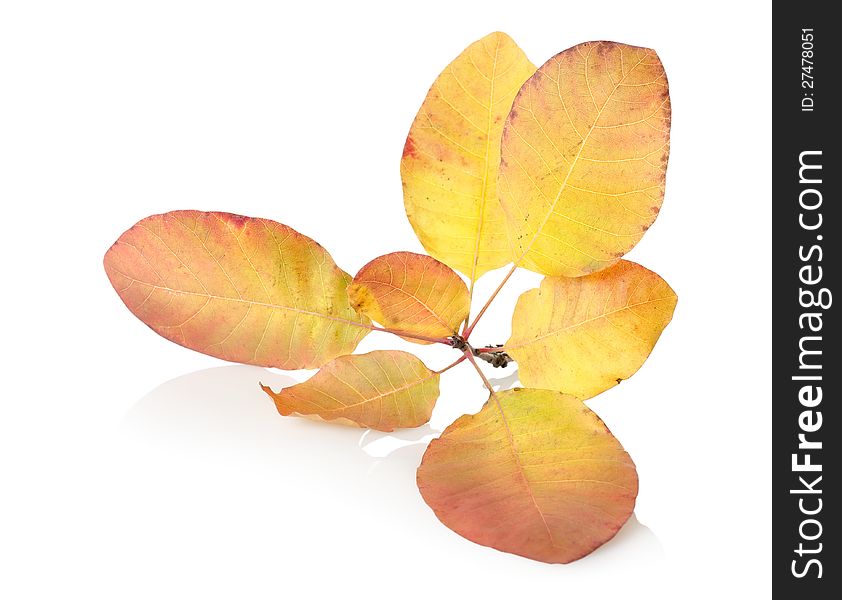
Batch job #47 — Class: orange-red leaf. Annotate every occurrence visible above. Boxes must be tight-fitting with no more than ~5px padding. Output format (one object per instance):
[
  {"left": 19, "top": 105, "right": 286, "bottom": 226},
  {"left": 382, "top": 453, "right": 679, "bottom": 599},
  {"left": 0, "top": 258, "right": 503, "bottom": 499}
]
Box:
[
  {"left": 261, "top": 350, "right": 439, "bottom": 431},
  {"left": 104, "top": 211, "right": 370, "bottom": 369},
  {"left": 347, "top": 252, "right": 469, "bottom": 343},
  {"left": 417, "top": 388, "right": 637, "bottom": 563}
]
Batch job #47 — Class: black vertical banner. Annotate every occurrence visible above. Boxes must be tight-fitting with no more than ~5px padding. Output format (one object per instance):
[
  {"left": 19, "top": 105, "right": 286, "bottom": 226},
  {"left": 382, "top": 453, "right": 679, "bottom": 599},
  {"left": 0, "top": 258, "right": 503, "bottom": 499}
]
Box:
[{"left": 773, "top": 3, "right": 839, "bottom": 597}]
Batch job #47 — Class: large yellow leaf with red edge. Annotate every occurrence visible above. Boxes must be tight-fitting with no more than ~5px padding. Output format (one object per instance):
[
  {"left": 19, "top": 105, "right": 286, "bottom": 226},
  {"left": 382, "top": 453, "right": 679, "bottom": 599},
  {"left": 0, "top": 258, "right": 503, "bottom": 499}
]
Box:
[
  {"left": 261, "top": 350, "right": 439, "bottom": 432},
  {"left": 507, "top": 260, "right": 677, "bottom": 399},
  {"left": 104, "top": 210, "right": 370, "bottom": 369},
  {"left": 401, "top": 31, "right": 535, "bottom": 281},
  {"left": 347, "top": 252, "right": 469, "bottom": 343},
  {"left": 499, "top": 41, "right": 671, "bottom": 277},
  {"left": 417, "top": 388, "right": 637, "bottom": 564}
]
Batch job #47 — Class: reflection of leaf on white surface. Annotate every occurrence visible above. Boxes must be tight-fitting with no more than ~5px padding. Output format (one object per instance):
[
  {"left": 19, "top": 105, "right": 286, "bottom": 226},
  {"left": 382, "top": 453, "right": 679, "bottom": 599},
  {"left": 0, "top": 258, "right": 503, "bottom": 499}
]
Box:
[
  {"left": 119, "top": 365, "right": 660, "bottom": 568},
  {"left": 120, "top": 365, "right": 436, "bottom": 468},
  {"left": 122, "top": 365, "right": 298, "bottom": 448},
  {"left": 487, "top": 368, "right": 520, "bottom": 391},
  {"left": 359, "top": 425, "right": 440, "bottom": 458}
]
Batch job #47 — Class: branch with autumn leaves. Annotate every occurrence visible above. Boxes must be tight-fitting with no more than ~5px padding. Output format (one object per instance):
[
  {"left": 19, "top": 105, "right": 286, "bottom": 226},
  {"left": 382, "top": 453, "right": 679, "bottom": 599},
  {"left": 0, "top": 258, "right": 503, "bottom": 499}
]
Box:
[{"left": 104, "top": 32, "right": 676, "bottom": 564}]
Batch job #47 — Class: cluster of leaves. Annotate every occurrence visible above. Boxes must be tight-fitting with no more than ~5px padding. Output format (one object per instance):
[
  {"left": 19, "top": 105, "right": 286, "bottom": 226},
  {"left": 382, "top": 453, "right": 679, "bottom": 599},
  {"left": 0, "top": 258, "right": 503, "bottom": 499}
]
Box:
[{"left": 104, "top": 32, "right": 676, "bottom": 564}]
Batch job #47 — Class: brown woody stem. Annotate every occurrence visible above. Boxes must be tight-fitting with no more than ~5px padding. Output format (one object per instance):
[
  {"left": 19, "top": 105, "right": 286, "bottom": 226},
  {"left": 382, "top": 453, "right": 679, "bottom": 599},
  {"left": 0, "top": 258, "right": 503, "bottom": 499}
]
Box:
[{"left": 447, "top": 336, "right": 513, "bottom": 368}]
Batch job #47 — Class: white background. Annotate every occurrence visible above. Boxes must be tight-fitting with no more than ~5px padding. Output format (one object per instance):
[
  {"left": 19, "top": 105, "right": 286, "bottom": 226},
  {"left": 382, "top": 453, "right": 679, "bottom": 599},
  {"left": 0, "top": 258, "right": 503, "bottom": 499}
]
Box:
[{"left": 0, "top": 1, "right": 771, "bottom": 598}]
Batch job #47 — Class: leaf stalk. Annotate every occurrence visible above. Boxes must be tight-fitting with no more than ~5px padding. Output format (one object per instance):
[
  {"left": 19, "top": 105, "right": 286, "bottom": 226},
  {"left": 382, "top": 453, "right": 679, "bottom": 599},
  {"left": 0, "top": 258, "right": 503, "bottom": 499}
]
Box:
[
  {"left": 463, "top": 263, "right": 518, "bottom": 339},
  {"left": 464, "top": 350, "right": 497, "bottom": 397}
]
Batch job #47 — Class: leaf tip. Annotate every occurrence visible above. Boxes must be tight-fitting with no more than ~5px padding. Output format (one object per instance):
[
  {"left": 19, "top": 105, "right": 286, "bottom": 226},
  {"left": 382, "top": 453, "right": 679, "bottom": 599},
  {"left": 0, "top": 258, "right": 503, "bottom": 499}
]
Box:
[
  {"left": 483, "top": 30, "right": 514, "bottom": 44},
  {"left": 259, "top": 382, "right": 278, "bottom": 399}
]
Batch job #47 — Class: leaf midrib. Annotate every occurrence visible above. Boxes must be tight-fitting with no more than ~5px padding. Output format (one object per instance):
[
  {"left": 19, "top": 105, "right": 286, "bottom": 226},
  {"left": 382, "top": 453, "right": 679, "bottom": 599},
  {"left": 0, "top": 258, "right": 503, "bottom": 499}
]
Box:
[
  {"left": 467, "top": 36, "right": 501, "bottom": 286},
  {"left": 297, "top": 368, "right": 438, "bottom": 412},
  {"left": 513, "top": 46, "right": 650, "bottom": 267},
  {"left": 358, "top": 277, "right": 457, "bottom": 333},
  {"left": 489, "top": 394, "right": 558, "bottom": 549},
  {"left": 110, "top": 266, "right": 371, "bottom": 331},
  {"left": 507, "top": 294, "right": 676, "bottom": 350}
]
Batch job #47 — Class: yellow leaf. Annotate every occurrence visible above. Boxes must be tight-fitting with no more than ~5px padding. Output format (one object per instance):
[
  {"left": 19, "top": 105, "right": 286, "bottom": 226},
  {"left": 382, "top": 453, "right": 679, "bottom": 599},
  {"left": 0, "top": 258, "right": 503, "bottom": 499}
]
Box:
[
  {"left": 401, "top": 32, "right": 536, "bottom": 281},
  {"left": 417, "top": 388, "right": 637, "bottom": 564},
  {"left": 507, "top": 260, "right": 677, "bottom": 398},
  {"left": 104, "top": 211, "right": 370, "bottom": 369},
  {"left": 499, "top": 41, "right": 671, "bottom": 277},
  {"left": 347, "top": 252, "right": 469, "bottom": 343},
  {"left": 261, "top": 350, "right": 439, "bottom": 432}
]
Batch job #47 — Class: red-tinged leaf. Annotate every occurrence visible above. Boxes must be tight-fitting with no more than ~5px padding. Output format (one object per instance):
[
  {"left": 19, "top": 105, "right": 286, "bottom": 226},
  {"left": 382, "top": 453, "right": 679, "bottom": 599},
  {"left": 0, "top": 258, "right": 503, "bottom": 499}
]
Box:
[
  {"left": 104, "top": 211, "right": 370, "bottom": 369},
  {"left": 417, "top": 388, "right": 638, "bottom": 563},
  {"left": 347, "top": 252, "right": 469, "bottom": 343}
]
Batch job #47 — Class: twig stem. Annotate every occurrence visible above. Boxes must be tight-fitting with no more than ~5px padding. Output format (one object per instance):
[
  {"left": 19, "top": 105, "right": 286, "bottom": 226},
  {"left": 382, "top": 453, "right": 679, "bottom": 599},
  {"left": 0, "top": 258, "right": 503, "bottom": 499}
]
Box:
[
  {"left": 464, "top": 350, "right": 497, "bottom": 397},
  {"left": 463, "top": 263, "right": 518, "bottom": 339},
  {"left": 435, "top": 354, "right": 467, "bottom": 375},
  {"left": 364, "top": 323, "right": 451, "bottom": 345}
]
